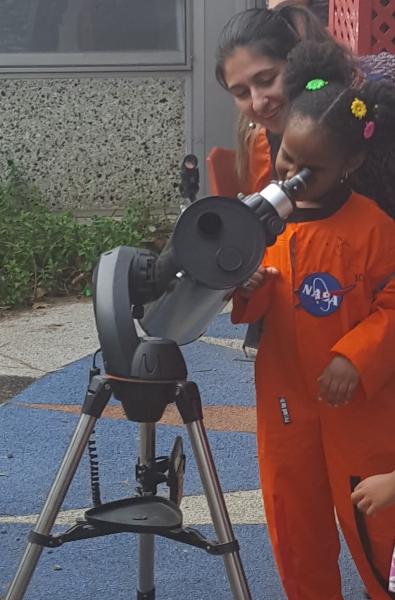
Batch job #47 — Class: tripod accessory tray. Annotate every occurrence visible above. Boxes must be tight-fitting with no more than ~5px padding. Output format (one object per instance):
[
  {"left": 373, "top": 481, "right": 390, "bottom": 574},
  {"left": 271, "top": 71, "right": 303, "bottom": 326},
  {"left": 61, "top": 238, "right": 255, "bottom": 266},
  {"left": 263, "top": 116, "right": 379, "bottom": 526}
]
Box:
[
  {"left": 85, "top": 496, "right": 239, "bottom": 556},
  {"left": 85, "top": 496, "right": 182, "bottom": 534},
  {"left": 28, "top": 494, "right": 239, "bottom": 557}
]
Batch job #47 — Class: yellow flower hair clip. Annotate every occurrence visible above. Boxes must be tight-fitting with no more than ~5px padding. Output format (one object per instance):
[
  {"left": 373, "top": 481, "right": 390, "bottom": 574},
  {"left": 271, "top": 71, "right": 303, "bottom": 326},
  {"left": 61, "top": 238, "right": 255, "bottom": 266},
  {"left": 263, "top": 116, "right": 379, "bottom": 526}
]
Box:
[{"left": 351, "top": 98, "right": 367, "bottom": 120}]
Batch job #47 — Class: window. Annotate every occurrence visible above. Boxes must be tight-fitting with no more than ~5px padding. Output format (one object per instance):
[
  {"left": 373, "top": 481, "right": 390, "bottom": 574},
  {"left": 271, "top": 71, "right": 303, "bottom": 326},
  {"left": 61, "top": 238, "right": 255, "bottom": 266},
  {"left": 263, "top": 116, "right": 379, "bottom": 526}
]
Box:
[{"left": 0, "top": 0, "right": 189, "bottom": 72}]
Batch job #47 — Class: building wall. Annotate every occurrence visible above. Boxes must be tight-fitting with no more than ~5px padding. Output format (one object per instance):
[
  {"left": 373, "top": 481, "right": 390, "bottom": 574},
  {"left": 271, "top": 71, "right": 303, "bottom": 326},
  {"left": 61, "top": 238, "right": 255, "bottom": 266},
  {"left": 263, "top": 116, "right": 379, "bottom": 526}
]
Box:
[
  {"left": 0, "top": 1, "right": 258, "bottom": 215},
  {"left": 0, "top": 76, "right": 185, "bottom": 214}
]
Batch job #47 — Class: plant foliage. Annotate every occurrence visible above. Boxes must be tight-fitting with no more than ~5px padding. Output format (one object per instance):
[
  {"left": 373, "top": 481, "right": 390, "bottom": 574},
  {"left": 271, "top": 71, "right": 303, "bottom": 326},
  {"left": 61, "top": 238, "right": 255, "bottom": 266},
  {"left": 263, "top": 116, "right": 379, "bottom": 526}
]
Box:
[{"left": 0, "top": 161, "right": 155, "bottom": 307}]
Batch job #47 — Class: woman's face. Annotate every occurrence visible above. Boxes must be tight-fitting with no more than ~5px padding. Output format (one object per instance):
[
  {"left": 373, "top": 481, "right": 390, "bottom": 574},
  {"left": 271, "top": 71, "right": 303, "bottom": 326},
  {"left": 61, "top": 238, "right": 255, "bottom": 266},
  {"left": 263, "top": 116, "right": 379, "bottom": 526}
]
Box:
[{"left": 223, "top": 46, "right": 288, "bottom": 134}]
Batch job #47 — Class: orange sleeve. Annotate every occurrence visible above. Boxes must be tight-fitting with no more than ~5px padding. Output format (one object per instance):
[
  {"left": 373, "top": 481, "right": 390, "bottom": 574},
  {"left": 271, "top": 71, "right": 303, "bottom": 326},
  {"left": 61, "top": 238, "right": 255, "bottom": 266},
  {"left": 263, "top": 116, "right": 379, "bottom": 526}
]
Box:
[
  {"left": 331, "top": 213, "right": 395, "bottom": 399},
  {"left": 231, "top": 280, "right": 274, "bottom": 325},
  {"left": 245, "top": 128, "right": 273, "bottom": 193}
]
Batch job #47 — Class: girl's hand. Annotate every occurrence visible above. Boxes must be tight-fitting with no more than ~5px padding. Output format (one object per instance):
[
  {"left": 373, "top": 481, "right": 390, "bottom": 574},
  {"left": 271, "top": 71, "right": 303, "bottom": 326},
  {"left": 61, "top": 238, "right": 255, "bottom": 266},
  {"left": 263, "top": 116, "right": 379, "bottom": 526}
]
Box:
[
  {"left": 351, "top": 472, "right": 395, "bottom": 516},
  {"left": 317, "top": 355, "right": 359, "bottom": 406},
  {"left": 238, "top": 266, "right": 279, "bottom": 299}
]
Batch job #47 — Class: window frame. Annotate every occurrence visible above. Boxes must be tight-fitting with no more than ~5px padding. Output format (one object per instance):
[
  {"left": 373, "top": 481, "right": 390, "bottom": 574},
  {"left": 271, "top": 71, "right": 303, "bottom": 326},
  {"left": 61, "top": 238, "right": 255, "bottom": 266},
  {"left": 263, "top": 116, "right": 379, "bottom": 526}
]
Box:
[{"left": 0, "top": 0, "right": 192, "bottom": 74}]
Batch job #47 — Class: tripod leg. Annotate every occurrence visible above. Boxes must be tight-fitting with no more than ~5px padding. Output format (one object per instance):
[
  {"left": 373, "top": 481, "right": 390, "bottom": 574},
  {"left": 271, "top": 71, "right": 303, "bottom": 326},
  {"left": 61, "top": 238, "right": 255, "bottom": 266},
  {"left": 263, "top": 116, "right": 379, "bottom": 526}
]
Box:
[
  {"left": 6, "top": 377, "right": 111, "bottom": 600},
  {"left": 5, "top": 413, "right": 98, "bottom": 600},
  {"left": 137, "top": 423, "right": 156, "bottom": 600},
  {"left": 176, "top": 382, "right": 252, "bottom": 600},
  {"left": 138, "top": 534, "right": 155, "bottom": 600}
]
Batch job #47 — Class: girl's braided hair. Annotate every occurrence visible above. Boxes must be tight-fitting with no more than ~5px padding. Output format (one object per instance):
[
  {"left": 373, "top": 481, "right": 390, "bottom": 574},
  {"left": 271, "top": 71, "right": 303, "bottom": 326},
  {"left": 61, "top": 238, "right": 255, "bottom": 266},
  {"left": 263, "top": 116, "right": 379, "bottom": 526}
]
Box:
[{"left": 284, "top": 41, "right": 395, "bottom": 217}]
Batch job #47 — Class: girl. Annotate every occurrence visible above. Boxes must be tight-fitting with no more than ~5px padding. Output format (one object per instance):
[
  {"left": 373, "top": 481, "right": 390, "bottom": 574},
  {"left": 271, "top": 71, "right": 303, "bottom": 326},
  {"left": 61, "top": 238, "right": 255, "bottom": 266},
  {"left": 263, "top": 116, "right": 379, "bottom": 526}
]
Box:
[
  {"left": 232, "top": 40, "right": 395, "bottom": 600},
  {"left": 352, "top": 472, "right": 395, "bottom": 518},
  {"left": 352, "top": 472, "right": 395, "bottom": 594}
]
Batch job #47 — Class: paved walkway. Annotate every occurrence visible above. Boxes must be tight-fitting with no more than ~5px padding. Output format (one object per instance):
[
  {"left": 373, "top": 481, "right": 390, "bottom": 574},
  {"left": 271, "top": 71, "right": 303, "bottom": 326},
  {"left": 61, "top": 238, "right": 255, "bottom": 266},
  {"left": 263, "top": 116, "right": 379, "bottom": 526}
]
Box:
[{"left": 0, "top": 299, "right": 363, "bottom": 599}]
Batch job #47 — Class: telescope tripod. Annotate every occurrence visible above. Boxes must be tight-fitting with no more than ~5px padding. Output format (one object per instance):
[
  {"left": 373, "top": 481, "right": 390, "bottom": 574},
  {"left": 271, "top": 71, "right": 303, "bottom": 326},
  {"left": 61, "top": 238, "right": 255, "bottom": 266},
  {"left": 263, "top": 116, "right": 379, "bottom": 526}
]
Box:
[{"left": 5, "top": 339, "right": 251, "bottom": 600}]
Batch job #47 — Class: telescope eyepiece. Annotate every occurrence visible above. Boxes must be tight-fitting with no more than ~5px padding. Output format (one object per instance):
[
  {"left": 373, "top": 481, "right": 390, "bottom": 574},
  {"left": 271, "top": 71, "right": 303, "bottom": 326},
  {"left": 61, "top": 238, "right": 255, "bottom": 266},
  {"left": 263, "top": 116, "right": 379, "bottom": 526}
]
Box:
[{"left": 282, "top": 168, "right": 312, "bottom": 199}]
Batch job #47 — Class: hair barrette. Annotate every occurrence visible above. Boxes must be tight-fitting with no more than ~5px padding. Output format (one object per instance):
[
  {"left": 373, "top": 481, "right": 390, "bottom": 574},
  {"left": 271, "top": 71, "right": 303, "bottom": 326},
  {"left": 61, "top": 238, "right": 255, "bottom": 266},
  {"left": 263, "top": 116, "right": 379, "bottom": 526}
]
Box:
[
  {"left": 350, "top": 98, "right": 367, "bottom": 120},
  {"left": 363, "top": 121, "right": 375, "bottom": 140},
  {"left": 305, "top": 79, "right": 328, "bottom": 91}
]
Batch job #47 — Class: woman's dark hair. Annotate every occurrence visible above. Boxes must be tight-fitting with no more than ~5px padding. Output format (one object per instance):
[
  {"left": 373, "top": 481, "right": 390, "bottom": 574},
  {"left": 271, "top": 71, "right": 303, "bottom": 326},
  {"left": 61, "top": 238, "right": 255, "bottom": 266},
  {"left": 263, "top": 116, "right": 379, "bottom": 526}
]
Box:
[
  {"left": 274, "top": 1, "right": 329, "bottom": 25},
  {"left": 215, "top": 5, "right": 334, "bottom": 89},
  {"left": 284, "top": 41, "right": 395, "bottom": 217}
]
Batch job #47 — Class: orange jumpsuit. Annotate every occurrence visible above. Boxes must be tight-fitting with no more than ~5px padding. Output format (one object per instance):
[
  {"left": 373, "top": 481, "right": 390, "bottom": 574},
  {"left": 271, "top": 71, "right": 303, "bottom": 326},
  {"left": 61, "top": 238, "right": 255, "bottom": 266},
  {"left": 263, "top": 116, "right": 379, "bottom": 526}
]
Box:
[
  {"left": 245, "top": 127, "right": 273, "bottom": 193},
  {"left": 232, "top": 192, "right": 395, "bottom": 600}
]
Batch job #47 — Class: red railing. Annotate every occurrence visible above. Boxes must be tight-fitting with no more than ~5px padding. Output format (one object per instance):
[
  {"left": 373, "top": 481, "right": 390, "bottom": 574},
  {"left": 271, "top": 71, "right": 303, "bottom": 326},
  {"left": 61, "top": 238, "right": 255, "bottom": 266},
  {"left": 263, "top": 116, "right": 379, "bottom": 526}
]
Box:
[{"left": 329, "top": 0, "right": 395, "bottom": 55}]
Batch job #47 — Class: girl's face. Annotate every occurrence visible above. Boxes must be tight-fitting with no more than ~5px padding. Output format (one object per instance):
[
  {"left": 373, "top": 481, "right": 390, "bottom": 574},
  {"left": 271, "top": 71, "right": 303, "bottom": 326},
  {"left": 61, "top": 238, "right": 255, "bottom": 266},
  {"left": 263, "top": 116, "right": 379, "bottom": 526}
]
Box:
[
  {"left": 275, "top": 115, "right": 351, "bottom": 204},
  {"left": 223, "top": 46, "right": 288, "bottom": 134}
]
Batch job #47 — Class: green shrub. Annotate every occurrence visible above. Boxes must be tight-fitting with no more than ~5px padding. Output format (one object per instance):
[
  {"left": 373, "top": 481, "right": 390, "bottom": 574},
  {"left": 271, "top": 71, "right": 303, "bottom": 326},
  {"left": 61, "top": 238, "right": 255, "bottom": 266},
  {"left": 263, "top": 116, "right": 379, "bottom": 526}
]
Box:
[{"left": 0, "top": 161, "right": 157, "bottom": 307}]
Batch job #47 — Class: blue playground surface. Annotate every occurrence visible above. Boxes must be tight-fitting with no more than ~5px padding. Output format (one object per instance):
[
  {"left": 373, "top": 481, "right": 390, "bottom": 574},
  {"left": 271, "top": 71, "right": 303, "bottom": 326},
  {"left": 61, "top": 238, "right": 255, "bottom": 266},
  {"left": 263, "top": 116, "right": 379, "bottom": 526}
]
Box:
[{"left": 1, "top": 314, "right": 363, "bottom": 599}]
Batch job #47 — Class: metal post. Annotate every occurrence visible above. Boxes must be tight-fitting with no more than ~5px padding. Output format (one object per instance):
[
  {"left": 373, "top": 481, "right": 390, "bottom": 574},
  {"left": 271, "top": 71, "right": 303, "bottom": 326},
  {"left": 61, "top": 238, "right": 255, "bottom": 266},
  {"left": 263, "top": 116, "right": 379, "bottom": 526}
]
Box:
[{"left": 137, "top": 423, "right": 156, "bottom": 600}]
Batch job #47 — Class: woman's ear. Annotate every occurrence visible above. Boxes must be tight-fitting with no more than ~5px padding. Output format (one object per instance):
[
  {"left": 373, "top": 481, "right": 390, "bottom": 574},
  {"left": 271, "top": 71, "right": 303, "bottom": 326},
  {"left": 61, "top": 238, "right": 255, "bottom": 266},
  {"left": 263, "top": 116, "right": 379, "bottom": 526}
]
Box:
[{"left": 345, "top": 150, "right": 367, "bottom": 176}]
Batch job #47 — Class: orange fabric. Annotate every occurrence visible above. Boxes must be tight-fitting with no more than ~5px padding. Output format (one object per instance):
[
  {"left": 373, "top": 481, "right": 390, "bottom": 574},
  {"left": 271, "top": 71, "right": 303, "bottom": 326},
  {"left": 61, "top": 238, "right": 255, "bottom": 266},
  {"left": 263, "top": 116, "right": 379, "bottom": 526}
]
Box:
[
  {"left": 246, "top": 127, "right": 273, "bottom": 193},
  {"left": 206, "top": 128, "right": 273, "bottom": 198},
  {"left": 206, "top": 147, "right": 241, "bottom": 198},
  {"left": 233, "top": 192, "right": 395, "bottom": 600}
]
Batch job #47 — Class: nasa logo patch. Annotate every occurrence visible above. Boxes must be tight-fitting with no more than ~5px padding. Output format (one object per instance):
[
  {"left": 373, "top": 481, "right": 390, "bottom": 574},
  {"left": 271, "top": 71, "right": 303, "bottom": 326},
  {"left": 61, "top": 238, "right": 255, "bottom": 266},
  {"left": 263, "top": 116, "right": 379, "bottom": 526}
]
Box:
[{"left": 298, "top": 272, "right": 351, "bottom": 317}]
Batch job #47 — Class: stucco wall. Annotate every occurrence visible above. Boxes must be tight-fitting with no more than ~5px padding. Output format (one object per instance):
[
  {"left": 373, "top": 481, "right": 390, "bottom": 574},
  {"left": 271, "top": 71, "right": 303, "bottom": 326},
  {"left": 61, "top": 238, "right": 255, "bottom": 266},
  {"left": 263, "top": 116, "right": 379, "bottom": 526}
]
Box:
[{"left": 0, "top": 76, "right": 185, "bottom": 214}]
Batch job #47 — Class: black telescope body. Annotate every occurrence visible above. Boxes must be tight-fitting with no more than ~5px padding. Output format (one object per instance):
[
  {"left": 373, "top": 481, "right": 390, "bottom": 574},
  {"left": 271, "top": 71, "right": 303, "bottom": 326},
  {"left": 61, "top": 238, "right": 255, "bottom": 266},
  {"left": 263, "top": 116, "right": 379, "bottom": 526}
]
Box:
[{"left": 93, "top": 169, "right": 311, "bottom": 380}]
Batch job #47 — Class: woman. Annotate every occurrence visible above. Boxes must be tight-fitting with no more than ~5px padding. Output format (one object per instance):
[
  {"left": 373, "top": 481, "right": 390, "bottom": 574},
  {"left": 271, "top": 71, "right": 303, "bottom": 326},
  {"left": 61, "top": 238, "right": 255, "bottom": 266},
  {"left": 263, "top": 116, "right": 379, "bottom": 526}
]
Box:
[
  {"left": 216, "top": 4, "right": 334, "bottom": 193},
  {"left": 216, "top": 4, "right": 395, "bottom": 216}
]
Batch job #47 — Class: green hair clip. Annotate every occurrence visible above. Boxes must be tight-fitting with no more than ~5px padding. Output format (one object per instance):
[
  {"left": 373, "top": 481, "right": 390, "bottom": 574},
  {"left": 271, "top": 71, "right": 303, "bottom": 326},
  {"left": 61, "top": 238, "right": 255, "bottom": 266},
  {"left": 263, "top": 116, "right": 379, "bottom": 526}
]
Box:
[{"left": 305, "top": 79, "right": 329, "bottom": 91}]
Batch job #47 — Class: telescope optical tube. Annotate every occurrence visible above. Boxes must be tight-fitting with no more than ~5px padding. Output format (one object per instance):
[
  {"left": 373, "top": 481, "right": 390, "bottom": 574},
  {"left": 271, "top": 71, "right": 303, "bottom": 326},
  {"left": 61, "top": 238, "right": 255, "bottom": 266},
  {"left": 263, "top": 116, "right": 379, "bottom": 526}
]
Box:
[{"left": 139, "top": 169, "right": 312, "bottom": 345}]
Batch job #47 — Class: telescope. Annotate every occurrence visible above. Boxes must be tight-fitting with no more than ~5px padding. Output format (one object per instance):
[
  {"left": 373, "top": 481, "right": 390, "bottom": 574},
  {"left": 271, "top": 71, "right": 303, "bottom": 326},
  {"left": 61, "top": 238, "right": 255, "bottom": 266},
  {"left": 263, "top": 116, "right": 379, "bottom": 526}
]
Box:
[
  {"left": 5, "top": 165, "right": 311, "bottom": 600},
  {"left": 95, "top": 167, "right": 312, "bottom": 378}
]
